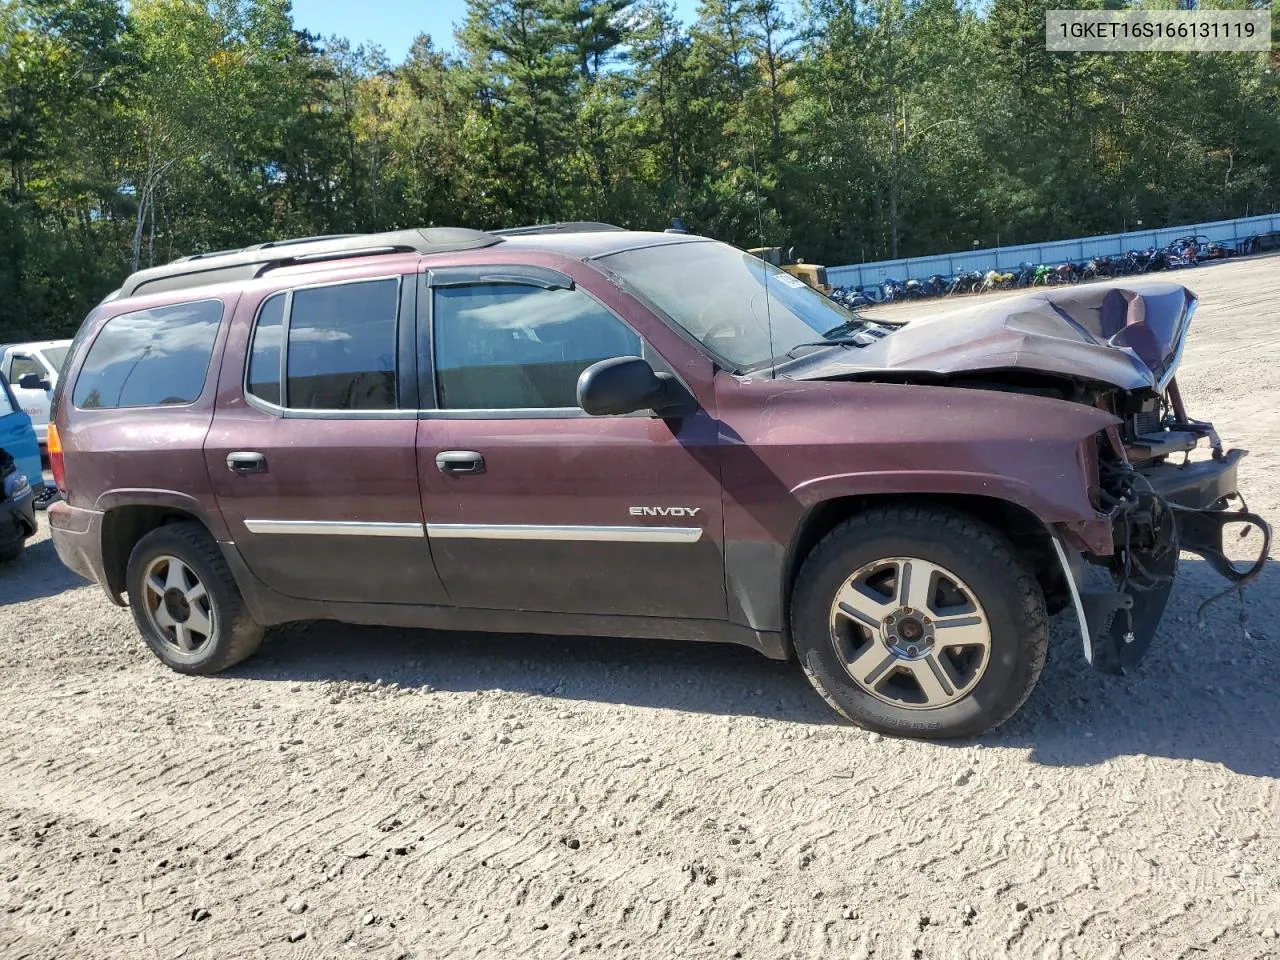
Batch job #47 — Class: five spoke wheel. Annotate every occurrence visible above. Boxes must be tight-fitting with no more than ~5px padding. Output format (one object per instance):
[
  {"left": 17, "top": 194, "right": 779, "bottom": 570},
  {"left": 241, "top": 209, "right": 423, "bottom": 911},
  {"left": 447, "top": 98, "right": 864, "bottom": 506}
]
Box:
[
  {"left": 829, "top": 557, "right": 991, "bottom": 709},
  {"left": 141, "top": 555, "right": 215, "bottom": 657}
]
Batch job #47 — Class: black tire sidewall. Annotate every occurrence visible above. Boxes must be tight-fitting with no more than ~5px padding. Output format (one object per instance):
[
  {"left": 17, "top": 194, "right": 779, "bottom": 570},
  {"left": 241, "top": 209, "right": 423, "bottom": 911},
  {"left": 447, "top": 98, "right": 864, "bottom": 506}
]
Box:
[
  {"left": 125, "top": 525, "right": 242, "bottom": 674},
  {"left": 793, "top": 514, "right": 1045, "bottom": 738}
]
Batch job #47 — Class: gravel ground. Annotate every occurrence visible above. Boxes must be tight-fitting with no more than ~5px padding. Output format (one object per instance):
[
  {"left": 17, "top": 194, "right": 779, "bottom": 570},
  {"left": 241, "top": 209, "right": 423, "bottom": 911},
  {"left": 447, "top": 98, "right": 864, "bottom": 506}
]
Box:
[{"left": 1, "top": 256, "right": 1278, "bottom": 960}]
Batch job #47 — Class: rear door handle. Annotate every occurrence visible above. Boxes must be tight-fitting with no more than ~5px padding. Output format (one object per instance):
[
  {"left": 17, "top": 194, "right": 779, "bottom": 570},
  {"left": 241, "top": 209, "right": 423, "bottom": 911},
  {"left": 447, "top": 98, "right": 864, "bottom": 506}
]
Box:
[
  {"left": 226, "top": 451, "right": 267, "bottom": 474},
  {"left": 436, "top": 450, "right": 485, "bottom": 476}
]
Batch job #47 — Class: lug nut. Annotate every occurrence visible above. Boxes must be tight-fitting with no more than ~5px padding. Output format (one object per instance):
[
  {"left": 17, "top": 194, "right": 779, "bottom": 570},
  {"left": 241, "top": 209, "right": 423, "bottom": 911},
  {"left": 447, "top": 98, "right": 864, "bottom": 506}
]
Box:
[{"left": 907, "top": 646, "right": 918, "bottom": 657}]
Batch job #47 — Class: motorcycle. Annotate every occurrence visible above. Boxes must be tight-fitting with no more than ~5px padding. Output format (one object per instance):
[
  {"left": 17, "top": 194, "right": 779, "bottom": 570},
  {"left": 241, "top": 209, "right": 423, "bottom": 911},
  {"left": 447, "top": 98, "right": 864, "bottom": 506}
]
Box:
[
  {"left": 947, "top": 270, "right": 983, "bottom": 295},
  {"left": 980, "top": 269, "right": 1015, "bottom": 293},
  {"left": 1050, "top": 262, "right": 1077, "bottom": 285}
]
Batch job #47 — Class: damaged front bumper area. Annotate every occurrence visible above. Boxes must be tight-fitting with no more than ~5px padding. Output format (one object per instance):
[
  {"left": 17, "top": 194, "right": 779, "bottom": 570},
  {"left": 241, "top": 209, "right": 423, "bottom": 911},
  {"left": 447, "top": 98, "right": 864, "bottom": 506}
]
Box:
[{"left": 1052, "top": 429, "right": 1271, "bottom": 675}]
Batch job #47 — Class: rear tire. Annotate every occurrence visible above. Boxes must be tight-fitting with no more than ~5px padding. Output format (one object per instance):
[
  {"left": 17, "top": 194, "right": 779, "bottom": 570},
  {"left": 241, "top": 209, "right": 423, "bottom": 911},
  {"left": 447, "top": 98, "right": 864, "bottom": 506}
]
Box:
[
  {"left": 791, "top": 506, "right": 1047, "bottom": 739},
  {"left": 125, "top": 522, "right": 264, "bottom": 674}
]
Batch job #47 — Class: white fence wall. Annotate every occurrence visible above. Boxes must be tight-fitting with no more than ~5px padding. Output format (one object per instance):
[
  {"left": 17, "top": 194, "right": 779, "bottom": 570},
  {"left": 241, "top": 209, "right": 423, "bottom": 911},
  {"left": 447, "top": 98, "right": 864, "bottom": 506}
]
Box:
[{"left": 826, "top": 212, "right": 1280, "bottom": 289}]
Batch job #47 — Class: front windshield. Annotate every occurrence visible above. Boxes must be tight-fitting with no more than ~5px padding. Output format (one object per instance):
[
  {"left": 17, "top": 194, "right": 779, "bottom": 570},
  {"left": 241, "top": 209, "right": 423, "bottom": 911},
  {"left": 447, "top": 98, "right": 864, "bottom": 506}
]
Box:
[{"left": 599, "top": 240, "right": 869, "bottom": 371}]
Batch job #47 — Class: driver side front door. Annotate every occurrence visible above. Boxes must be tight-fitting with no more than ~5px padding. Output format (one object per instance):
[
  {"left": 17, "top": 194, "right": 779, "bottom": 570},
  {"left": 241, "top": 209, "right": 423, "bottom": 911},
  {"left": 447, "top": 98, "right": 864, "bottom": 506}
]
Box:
[{"left": 415, "top": 266, "right": 728, "bottom": 621}]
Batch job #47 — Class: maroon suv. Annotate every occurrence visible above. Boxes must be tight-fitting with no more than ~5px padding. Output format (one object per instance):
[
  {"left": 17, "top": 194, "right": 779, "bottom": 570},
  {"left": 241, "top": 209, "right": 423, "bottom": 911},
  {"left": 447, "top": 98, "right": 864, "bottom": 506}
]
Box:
[{"left": 46, "top": 224, "right": 1269, "bottom": 737}]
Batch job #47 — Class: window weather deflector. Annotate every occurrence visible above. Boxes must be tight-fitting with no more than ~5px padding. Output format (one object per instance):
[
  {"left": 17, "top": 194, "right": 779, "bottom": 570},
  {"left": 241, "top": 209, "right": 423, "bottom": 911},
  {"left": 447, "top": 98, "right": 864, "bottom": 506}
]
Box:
[{"left": 428, "top": 265, "right": 574, "bottom": 290}]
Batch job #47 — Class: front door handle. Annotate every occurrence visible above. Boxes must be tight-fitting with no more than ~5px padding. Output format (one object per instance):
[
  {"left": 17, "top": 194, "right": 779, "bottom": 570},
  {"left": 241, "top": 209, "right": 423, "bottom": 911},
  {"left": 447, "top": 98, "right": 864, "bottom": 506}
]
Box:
[
  {"left": 436, "top": 450, "right": 485, "bottom": 476},
  {"left": 226, "top": 451, "right": 267, "bottom": 474}
]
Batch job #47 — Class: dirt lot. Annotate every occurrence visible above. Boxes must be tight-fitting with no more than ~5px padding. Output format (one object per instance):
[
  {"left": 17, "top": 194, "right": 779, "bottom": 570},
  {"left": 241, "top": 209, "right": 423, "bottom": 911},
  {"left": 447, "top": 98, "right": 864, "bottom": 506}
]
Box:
[{"left": 1, "top": 256, "right": 1278, "bottom": 960}]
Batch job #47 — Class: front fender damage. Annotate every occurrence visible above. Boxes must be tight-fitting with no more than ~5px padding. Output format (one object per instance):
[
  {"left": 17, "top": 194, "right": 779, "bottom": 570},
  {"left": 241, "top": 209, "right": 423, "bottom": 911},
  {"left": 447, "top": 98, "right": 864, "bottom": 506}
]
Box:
[{"left": 1049, "top": 446, "right": 1272, "bottom": 675}]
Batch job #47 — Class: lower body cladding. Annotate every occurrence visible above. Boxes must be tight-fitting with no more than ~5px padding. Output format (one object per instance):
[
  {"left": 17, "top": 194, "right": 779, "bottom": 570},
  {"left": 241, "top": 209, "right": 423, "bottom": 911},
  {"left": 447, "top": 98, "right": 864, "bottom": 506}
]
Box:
[{"left": 1052, "top": 443, "right": 1271, "bottom": 674}]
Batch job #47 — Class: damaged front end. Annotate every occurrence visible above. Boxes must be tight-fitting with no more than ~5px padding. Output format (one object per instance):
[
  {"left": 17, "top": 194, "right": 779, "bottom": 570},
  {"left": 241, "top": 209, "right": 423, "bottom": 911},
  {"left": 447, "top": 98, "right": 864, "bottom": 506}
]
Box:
[
  {"left": 789, "top": 280, "right": 1272, "bottom": 673},
  {"left": 1070, "top": 381, "right": 1271, "bottom": 673}
]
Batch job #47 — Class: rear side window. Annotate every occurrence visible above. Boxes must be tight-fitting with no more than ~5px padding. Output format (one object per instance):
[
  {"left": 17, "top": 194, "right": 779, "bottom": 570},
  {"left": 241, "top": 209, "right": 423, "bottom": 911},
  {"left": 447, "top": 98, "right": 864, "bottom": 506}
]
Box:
[
  {"left": 433, "top": 284, "right": 641, "bottom": 410},
  {"left": 72, "top": 300, "right": 223, "bottom": 409},
  {"left": 245, "top": 279, "right": 399, "bottom": 411}
]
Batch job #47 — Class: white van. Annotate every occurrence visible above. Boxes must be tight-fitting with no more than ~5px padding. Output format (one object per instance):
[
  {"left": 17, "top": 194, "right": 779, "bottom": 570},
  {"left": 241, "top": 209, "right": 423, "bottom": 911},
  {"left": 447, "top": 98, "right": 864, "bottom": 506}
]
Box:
[{"left": 0, "top": 340, "right": 72, "bottom": 448}]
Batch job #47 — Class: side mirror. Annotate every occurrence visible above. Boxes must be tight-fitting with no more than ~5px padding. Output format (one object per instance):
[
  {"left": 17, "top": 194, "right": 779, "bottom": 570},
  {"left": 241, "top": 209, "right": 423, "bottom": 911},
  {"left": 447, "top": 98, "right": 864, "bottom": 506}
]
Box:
[
  {"left": 577, "top": 356, "right": 695, "bottom": 418},
  {"left": 17, "top": 373, "right": 50, "bottom": 391}
]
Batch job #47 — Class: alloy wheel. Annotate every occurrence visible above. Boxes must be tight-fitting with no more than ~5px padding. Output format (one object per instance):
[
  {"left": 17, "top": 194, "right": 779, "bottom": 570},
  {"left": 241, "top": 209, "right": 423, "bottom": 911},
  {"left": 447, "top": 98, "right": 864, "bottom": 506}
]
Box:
[
  {"left": 828, "top": 557, "right": 992, "bottom": 710},
  {"left": 140, "top": 555, "right": 216, "bottom": 658}
]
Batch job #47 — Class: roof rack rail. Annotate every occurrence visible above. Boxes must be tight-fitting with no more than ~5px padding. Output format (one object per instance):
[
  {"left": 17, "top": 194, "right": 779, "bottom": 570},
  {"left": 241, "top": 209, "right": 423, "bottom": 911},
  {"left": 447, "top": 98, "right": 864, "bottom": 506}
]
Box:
[
  {"left": 244, "top": 233, "right": 361, "bottom": 251},
  {"left": 118, "top": 227, "right": 502, "bottom": 299},
  {"left": 489, "top": 221, "right": 626, "bottom": 237}
]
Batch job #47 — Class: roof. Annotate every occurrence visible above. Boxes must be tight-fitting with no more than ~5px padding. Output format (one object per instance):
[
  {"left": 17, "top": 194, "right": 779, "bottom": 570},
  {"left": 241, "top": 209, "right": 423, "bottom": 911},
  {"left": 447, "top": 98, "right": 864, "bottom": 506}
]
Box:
[
  {"left": 500, "top": 230, "right": 708, "bottom": 260},
  {"left": 117, "top": 227, "right": 502, "bottom": 300},
  {"left": 2, "top": 339, "right": 73, "bottom": 353},
  {"left": 111, "top": 224, "right": 711, "bottom": 302}
]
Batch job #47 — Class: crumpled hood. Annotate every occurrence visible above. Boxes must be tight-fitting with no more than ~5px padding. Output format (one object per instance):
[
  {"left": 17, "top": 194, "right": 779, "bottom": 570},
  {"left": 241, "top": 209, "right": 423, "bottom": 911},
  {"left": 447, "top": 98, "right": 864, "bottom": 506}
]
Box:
[{"left": 791, "top": 282, "right": 1197, "bottom": 391}]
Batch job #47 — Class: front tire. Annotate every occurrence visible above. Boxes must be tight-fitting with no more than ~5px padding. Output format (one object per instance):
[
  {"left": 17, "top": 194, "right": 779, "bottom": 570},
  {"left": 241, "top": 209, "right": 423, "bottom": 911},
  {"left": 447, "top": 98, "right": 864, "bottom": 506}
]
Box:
[
  {"left": 791, "top": 506, "right": 1047, "bottom": 738},
  {"left": 126, "top": 522, "right": 264, "bottom": 674}
]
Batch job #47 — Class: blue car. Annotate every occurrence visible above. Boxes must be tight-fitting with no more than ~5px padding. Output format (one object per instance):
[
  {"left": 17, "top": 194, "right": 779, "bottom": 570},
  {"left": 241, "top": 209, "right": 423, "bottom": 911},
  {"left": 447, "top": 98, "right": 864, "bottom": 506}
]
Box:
[{"left": 0, "top": 372, "right": 40, "bottom": 563}]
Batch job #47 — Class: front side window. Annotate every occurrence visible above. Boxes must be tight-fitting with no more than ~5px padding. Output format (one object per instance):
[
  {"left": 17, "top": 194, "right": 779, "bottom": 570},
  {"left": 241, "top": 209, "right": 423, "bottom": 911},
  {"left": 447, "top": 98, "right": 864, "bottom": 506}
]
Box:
[
  {"left": 72, "top": 300, "right": 223, "bottom": 409},
  {"left": 245, "top": 279, "right": 399, "bottom": 411},
  {"left": 0, "top": 381, "right": 15, "bottom": 416},
  {"left": 433, "top": 283, "right": 641, "bottom": 410},
  {"left": 9, "top": 356, "right": 43, "bottom": 383}
]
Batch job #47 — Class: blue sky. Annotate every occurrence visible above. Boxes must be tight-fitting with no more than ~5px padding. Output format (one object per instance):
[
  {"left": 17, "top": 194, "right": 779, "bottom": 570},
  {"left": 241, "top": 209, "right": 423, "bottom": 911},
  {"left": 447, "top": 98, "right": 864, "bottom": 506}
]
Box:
[{"left": 290, "top": 0, "right": 702, "bottom": 63}]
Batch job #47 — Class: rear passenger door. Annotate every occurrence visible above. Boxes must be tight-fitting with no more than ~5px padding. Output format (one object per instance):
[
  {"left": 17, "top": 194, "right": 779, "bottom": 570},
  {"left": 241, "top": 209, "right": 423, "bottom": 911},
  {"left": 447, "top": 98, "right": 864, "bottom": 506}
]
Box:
[
  {"left": 415, "top": 267, "right": 727, "bottom": 620},
  {"left": 205, "top": 274, "right": 448, "bottom": 606}
]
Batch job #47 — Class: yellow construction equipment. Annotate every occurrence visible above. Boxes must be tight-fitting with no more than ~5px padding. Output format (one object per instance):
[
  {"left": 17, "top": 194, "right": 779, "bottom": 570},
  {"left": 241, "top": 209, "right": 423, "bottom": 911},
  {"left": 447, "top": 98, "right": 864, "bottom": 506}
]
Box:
[{"left": 748, "top": 246, "right": 833, "bottom": 296}]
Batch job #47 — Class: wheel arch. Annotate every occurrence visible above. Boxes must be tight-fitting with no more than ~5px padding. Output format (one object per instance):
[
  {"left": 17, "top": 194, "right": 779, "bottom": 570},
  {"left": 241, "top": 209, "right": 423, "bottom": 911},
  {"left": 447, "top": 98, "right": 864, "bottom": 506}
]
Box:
[
  {"left": 99, "top": 502, "right": 216, "bottom": 602},
  {"left": 767, "top": 492, "right": 1068, "bottom": 652}
]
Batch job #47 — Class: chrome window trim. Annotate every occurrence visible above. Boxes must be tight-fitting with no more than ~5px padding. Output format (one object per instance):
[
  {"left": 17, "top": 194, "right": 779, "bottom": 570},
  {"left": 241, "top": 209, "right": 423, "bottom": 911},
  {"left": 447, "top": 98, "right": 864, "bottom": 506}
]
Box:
[
  {"left": 417, "top": 406, "right": 598, "bottom": 421},
  {"left": 244, "top": 520, "right": 425, "bottom": 538},
  {"left": 426, "top": 523, "right": 703, "bottom": 544}
]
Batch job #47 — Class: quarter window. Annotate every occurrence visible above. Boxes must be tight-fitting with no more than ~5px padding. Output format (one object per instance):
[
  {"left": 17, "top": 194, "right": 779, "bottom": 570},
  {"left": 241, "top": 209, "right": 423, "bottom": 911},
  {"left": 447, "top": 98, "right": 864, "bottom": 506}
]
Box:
[
  {"left": 72, "top": 300, "right": 223, "bottom": 409},
  {"left": 433, "top": 284, "right": 641, "bottom": 410},
  {"left": 247, "top": 294, "right": 285, "bottom": 405}
]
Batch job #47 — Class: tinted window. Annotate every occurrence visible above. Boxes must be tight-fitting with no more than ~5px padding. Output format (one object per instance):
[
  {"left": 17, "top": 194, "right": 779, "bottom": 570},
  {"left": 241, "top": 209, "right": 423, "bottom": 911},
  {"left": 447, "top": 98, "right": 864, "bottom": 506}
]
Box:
[
  {"left": 0, "top": 381, "right": 14, "bottom": 416},
  {"left": 72, "top": 300, "right": 223, "bottom": 409},
  {"left": 286, "top": 280, "right": 398, "bottom": 410},
  {"left": 247, "top": 294, "right": 285, "bottom": 405},
  {"left": 434, "top": 284, "right": 641, "bottom": 410}
]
